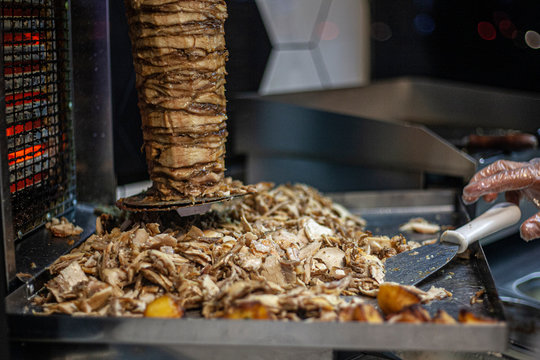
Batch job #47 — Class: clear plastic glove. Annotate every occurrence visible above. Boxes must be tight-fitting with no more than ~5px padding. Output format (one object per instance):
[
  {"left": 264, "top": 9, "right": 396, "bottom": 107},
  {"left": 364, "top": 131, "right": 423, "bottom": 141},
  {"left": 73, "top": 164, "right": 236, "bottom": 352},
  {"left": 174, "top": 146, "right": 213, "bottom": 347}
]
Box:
[{"left": 462, "top": 158, "right": 540, "bottom": 241}]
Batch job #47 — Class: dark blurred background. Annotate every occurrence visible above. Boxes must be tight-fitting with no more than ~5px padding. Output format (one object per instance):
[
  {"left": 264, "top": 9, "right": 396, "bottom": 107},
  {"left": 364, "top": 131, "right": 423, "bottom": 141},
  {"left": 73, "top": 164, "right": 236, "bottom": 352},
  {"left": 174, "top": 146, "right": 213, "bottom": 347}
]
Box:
[
  {"left": 109, "top": 0, "right": 540, "bottom": 186},
  {"left": 371, "top": 0, "right": 540, "bottom": 92}
]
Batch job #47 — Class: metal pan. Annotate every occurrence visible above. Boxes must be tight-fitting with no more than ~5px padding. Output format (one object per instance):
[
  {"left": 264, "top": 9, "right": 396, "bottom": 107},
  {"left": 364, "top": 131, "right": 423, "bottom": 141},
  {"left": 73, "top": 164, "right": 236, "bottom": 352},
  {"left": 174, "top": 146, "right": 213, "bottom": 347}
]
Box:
[{"left": 6, "top": 189, "right": 508, "bottom": 353}]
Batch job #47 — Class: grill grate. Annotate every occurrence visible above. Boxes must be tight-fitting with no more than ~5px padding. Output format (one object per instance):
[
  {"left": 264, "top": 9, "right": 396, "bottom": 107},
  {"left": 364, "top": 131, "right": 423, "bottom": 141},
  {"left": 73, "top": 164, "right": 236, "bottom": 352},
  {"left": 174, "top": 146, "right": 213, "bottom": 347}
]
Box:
[{"left": 1, "top": 0, "right": 75, "bottom": 237}]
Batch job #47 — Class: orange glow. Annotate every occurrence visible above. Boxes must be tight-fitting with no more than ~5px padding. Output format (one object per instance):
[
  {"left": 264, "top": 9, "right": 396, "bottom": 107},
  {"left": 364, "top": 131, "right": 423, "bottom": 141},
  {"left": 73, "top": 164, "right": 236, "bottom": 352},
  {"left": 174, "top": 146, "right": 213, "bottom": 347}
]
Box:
[
  {"left": 4, "top": 64, "right": 41, "bottom": 75},
  {"left": 2, "top": 8, "right": 39, "bottom": 17},
  {"left": 6, "top": 119, "right": 42, "bottom": 137},
  {"left": 3, "top": 32, "right": 41, "bottom": 46},
  {"left": 8, "top": 143, "right": 45, "bottom": 166},
  {"left": 5, "top": 91, "right": 43, "bottom": 107},
  {"left": 11, "top": 173, "right": 43, "bottom": 193}
]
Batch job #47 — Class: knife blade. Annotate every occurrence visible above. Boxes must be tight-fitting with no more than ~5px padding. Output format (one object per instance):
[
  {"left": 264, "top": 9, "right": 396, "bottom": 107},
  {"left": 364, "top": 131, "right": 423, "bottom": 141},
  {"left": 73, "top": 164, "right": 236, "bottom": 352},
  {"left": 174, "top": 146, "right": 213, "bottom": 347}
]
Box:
[{"left": 384, "top": 202, "right": 521, "bottom": 286}]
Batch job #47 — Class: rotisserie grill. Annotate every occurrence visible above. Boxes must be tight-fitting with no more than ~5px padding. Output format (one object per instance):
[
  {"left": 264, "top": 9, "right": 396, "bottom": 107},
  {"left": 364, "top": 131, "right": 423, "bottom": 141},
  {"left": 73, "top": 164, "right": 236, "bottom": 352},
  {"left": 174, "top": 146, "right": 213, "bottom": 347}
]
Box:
[
  {"left": 2, "top": 1, "right": 540, "bottom": 358},
  {"left": 117, "top": 0, "right": 254, "bottom": 216},
  {"left": 125, "top": 0, "right": 231, "bottom": 199}
]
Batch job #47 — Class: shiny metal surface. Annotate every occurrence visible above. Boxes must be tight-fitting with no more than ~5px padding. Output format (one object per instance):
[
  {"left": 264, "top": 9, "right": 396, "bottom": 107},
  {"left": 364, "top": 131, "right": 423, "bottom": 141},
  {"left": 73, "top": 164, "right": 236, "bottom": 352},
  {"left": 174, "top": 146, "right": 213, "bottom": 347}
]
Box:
[
  {"left": 501, "top": 297, "right": 540, "bottom": 359},
  {"left": 6, "top": 315, "right": 506, "bottom": 353},
  {"left": 3, "top": 204, "right": 96, "bottom": 294},
  {"left": 329, "top": 189, "right": 456, "bottom": 216},
  {"left": 244, "top": 156, "right": 424, "bottom": 192},
  {"left": 71, "top": 0, "right": 116, "bottom": 205},
  {"left": 384, "top": 242, "right": 458, "bottom": 286},
  {"left": 13, "top": 204, "right": 96, "bottom": 284},
  {"left": 484, "top": 232, "right": 540, "bottom": 304},
  {"left": 232, "top": 98, "right": 476, "bottom": 189},
  {"left": 262, "top": 77, "right": 540, "bottom": 132},
  {"left": 7, "top": 190, "right": 508, "bottom": 353},
  {"left": 483, "top": 235, "right": 540, "bottom": 358},
  {"left": 512, "top": 272, "right": 540, "bottom": 304}
]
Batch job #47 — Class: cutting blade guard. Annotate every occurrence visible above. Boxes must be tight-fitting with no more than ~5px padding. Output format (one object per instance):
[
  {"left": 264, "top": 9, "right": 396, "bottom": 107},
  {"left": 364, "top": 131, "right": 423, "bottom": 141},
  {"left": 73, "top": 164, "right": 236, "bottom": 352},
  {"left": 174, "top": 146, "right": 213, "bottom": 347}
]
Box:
[{"left": 116, "top": 191, "right": 248, "bottom": 217}]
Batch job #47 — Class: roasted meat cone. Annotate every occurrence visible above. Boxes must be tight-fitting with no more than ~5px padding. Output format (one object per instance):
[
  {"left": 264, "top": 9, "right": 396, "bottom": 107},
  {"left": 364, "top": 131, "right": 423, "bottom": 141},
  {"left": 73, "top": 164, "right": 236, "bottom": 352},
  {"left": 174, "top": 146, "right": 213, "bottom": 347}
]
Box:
[{"left": 124, "top": 0, "right": 232, "bottom": 199}]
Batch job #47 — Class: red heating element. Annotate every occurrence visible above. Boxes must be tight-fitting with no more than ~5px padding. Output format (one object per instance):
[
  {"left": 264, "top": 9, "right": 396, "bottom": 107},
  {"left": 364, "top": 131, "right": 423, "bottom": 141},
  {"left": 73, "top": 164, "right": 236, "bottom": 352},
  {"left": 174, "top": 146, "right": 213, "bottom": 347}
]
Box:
[
  {"left": 2, "top": 0, "right": 74, "bottom": 235},
  {"left": 3, "top": 32, "right": 42, "bottom": 46}
]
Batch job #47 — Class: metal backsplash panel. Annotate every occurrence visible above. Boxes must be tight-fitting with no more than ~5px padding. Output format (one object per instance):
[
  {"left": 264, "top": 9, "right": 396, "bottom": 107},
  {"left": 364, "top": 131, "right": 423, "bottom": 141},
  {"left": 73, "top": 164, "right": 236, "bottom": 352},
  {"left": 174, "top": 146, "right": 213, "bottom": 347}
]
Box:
[
  {"left": 262, "top": 77, "right": 540, "bottom": 133},
  {"left": 256, "top": 0, "right": 370, "bottom": 94},
  {"left": 232, "top": 97, "right": 476, "bottom": 191}
]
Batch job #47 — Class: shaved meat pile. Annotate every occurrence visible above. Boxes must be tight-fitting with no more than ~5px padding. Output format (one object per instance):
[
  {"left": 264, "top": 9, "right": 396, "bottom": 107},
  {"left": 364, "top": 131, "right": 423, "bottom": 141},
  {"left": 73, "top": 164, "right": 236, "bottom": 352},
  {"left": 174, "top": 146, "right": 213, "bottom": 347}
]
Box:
[
  {"left": 35, "top": 184, "right": 424, "bottom": 320},
  {"left": 125, "top": 0, "right": 234, "bottom": 198}
]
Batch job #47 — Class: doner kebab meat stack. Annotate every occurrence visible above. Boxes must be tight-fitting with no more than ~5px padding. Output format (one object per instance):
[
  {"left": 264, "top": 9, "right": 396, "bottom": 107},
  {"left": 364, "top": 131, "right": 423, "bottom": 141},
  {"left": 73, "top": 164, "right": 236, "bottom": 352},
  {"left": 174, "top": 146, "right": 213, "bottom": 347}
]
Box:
[{"left": 125, "top": 0, "right": 244, "bottom": 199}]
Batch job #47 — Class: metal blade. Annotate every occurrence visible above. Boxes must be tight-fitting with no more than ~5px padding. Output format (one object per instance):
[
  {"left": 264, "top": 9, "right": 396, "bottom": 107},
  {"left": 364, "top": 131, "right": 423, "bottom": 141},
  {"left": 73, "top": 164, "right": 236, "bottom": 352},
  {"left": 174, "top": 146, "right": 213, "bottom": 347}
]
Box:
[
  {"left": 383, "top": 242, "right": 458, "bottom": 286},
  {"left": 117, "top": 192, "right": 247, "bottom": 217},
  {"left": 175, "top": 203, "right": 213, "bottom": 217}
]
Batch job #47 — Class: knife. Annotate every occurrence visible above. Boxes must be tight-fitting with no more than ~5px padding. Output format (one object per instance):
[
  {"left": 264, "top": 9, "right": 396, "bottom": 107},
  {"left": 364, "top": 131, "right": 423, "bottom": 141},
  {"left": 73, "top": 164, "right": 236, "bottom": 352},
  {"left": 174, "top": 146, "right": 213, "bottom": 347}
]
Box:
[{"left": 384, "top": 202, "right": 521, "bottom": 286}]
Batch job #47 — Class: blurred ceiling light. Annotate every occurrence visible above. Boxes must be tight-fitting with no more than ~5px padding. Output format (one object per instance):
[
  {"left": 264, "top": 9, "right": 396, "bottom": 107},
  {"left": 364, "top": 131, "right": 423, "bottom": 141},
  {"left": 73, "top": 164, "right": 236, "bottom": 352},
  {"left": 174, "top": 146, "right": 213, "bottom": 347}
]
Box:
[
  {"left": 414, "top": 13, "right": 435, "bottom": 35},
  {"left": 499, "top": 19, "right": 517, "bottom": 39},
  {"left": 525, "top": 30, "right": 540, "bottom": 49},
  {"left": 317, "top": 21, "right": 340, "bottom": 41},
  {"left": 478, "top": 21, "right": 496, "bottom": 40}
]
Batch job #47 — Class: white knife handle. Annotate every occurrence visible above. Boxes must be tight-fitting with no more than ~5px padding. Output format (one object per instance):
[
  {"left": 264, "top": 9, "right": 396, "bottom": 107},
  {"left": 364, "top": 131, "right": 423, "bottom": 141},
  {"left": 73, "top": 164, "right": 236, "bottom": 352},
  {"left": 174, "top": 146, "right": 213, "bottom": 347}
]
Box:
[{"left": 441, "top": 202, "right": 521, "bottom": 253}]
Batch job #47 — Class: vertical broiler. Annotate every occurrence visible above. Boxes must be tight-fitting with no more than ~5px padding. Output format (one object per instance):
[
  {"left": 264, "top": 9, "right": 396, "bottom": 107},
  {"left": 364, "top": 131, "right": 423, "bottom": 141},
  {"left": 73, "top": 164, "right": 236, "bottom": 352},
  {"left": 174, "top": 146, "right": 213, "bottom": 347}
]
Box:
[{"left": 1, "top": 1, "right": 540, "bottom": 358}]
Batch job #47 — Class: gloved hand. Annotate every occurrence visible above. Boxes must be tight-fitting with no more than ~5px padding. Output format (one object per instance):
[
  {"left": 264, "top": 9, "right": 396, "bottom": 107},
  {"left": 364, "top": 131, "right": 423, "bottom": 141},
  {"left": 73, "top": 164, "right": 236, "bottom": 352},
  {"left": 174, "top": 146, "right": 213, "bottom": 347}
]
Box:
[{"left": 462, "top": 158, "right": 540, "bottom": 241}]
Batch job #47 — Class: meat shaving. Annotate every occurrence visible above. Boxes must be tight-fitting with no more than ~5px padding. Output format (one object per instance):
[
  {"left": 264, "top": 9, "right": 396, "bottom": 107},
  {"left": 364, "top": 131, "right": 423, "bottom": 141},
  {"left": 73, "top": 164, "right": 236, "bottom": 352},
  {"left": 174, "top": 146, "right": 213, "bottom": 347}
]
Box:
[
  {"left": 36, "top": 183, "right": 434, "bottom": 320},
  {"left": 399, "top": 217, "right": 441, "bottom": 234},
  {"left": 45, "top": 217, "right": 83, "bottom": 237},
  {"left": 470, "top": 288, "right": 486, "bottom": 305}
]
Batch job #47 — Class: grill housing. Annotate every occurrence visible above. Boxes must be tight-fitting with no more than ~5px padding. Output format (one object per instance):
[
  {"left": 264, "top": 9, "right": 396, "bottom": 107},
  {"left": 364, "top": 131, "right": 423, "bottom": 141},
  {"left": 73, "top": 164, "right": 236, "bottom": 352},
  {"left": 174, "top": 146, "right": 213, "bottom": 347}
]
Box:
[{"left": 1, "top": 0, "right": 75, "bottom": 238}]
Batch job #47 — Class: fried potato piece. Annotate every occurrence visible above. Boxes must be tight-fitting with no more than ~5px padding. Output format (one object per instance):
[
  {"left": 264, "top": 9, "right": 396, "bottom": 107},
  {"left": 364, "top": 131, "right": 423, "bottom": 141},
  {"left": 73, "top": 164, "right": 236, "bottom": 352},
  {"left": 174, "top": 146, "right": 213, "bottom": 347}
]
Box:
[
  {"left": 223, "top": 301, "right": 271, "bottom": 320},
  {"left": 458, "top": 309, "right": 497, "bottom": 324},
  {"left": 377, "top": 282, "right": 422, "bottom": 315},
  {"left": 144, "top": 295, "right": 184, "bottom": 318},
  {"left": 338, "top": 304, "right": 383, "bottom": 323},
  {"left": 387, "top": 304, "right": 431, "bottom": 323},
  {"left": 432, "top": 309, "right": 457, "bottom": 324}
]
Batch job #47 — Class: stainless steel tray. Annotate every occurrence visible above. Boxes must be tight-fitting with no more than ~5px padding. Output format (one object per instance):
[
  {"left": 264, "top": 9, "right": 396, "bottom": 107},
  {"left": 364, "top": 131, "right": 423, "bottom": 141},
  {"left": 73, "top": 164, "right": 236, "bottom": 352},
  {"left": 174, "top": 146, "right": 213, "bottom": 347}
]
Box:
[{"left": 6, "top": 190, "right": 508, "bottom": 353}]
